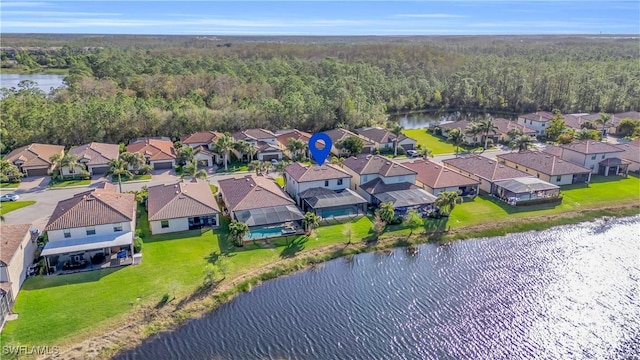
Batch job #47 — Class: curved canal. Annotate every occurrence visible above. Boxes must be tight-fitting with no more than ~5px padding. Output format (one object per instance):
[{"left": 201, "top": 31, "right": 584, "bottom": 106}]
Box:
[{"left": 117, "top": 216, "right": 640, "bottom": 359}]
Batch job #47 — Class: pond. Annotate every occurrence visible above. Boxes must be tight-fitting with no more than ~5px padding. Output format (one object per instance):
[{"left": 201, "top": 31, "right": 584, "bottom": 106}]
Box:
[{"left": 0, "top": 73, "right": 66, "bottom": 94}]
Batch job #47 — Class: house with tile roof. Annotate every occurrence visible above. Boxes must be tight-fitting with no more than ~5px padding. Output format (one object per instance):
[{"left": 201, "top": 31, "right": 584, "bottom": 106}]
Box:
[
  {"left": 180, "top": 131, "right": 225, "bottom": 166},
  {"left": 403, "top": 159, "right": 480, "bottom": 196},
  {"left": 147, "top": 179, "right": 220, "bottom": 234},
  {"left": 232, "top": 129, "right": 283, "bottom": 161},
  {"left": 127, "top": 138, "right": 177, "bottom": 170},
  {"left": 276, "top": 129, "right": 312, "bottom": 160},
  {"left": 493, "top": 177, "right": 561, "bottom": 205},
  {"left": 616, "top": 141, "right": 640, "bottom": 173},
  {"left": 497, "top": 151, "right": 591, "bottom": 185},
  {"left": 442, "top": 155, "right": 534, "bottom": 194},
  {"left": 437, "top": 118, "right": 536, "bottom": 145},
  {"left": 355, "top": 127, "right": 417, "bottom": 152},
  {"left": 0, "top": 224, "right": 37, "bottom": 320},
  {"left": 42, "top": 183, "right": 137, "bottom": 273},
  {"left": 284, "top": 162, "right": 367, "bottom": 218},
  {"left": 558, "top": 140, "right": 628, "bottom": 176},
  {"left": 4, "top": 143, "right": 64, "bottom": 177},
  {"left": 63, "top": 142, "right": 119, "bottom": 176},
  {"left": 218, "top": 175, "right": 304, "bottom": 240},
  {"left": 517, "top": 111, "right": 556, "bottom": 136},
  {"left": 321, "top": 128, "right": 375, "bottom": 156},
  {"left": 577, "top": 112, "right": 640, "bottom": 135}
]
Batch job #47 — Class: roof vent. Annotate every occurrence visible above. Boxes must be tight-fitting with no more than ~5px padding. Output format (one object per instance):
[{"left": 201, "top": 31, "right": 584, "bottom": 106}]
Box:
[
  {"left": 176, "top": 190, "right": 179, "bottom": 194},
  {"left": 386, "top": 162, "right": 391, "bottom": 165}
]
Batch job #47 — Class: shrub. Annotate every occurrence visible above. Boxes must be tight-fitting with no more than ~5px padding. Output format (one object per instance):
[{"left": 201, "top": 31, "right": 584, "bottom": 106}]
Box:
[
  {"left": 134, "top": 236, "right": 143, "bottom": 253},
  {"left": 135, "top": 228, "right": 145, "bottom": 239}
]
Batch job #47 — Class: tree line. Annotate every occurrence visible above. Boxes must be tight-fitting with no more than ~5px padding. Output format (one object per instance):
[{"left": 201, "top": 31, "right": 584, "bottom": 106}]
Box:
[{"left": 1, "top": 36, "right": 638, "bottom": 153}]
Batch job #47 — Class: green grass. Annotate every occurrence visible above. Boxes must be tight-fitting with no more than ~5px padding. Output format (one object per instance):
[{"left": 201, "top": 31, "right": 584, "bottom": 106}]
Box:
[
  {"left": 274, "top": 177, "right": 285, "bottom": 187},
  {"left": 210, "top": 184, "right": 218, "bottom": 194},
  {"left": 404, "top": 128, "right": 459, "bottom": 155},
  {"left": 50, "top": 179, "right": 91, "bottom": 188},
  {"left": 215, "top": 161, "right": 249, "bottom": 173},
  {"left": 0, "top": 201, "right": 36, "bottom": 215},
  {"left": 0, "top": 182, "right": 20, "bottom": 188},
  {"left": 113, "top": 174, "right": 152, "bottom": 183}
]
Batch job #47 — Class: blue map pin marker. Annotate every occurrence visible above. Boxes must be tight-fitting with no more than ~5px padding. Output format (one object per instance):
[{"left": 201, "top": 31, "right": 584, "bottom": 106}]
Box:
[{"left": 308, "top": 133, "right": 332, "bottom": 165}]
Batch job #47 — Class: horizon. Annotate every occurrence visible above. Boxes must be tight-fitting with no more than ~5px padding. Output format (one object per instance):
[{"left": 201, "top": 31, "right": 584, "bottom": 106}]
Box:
[{"left": 1, "top": 1, "right": 639, "bottom": 36}]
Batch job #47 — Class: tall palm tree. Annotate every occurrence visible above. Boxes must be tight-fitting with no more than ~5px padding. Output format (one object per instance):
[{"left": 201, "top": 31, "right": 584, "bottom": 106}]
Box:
[
  {"left": 303, "top": 212, "right": 320, "bottom": 234},
  {"left": 330, "top": 156, "right": 345, "bottom": 168},
  {"left": 447, "top": 128, "right": 465, "bottom": 155},
  {"left": 228, "top": 220, "right": 249, "bottom": 246},
  {"left": 389, "top": 123, "right": 404, "bottom": 157},
  {"left": 233, "top": 140, "right": 254, "bottom": 163},
  {"left": 50, "top": 152, "right": 82, "bottom": 180},
  {"left": 120, "top": 152, "right": 146, "bottom": 172},
  {"left": 180, "top": 160, "right": 208, "bottom": 179},
  {"left": 286, "top": 138, "right": 306, "bottom": 161},
  {"left": 176, "top": 146, "right": 194, "bottom": 165},
  {"left": 106, "top": 158, "right": 132, "bottom": 193},
  {"left": 378, "top": 201, "right": 395, "bottom": 223},
  {"left": 476, "top": 116, "right": 499, "bottom": 149},
  {"left": 595, "top": 113, "right": 612, "bottom": 138},
  {"left": 509, "top": 135, "right": 535, "bottom": 152},
  {"left": 435, "top": 190, "right": 462, "bottom": 216},
  {"left": 416, "top": 147, "right": 433, "bottom": 158},
  {"left": 248, "top": 160, "right": 269, "bottom": 175},
  {"left": 215, "top": 134, "right": 235, "bottom": 171},
  {"left": 275, "top": 160, "right": 291, "bottom": 178}
]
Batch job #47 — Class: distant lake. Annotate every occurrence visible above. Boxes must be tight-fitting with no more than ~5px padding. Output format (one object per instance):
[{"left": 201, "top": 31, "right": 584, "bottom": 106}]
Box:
[
  {"left": 388, "top": 110, "right": 516, "bottom": 129},
  {"left": 0, "top": 73, "right": 66, "bottom": 94}
]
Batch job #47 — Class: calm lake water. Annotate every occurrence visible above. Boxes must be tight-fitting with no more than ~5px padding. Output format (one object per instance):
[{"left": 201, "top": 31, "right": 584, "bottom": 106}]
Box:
[
  {"left": 388, "top": 111, "right": 518, "bottom": 129},
  {"left": 118, "top": 216, "right": 640, "bottom": 360},
  {"left": 0, "top": 73, "right": 66, "bottom": 93}
]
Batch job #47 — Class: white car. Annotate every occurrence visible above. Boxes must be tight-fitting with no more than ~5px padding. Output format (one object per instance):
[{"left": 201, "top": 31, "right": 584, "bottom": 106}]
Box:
[
  {"left": 271, "top": 159, "right": 279, "bottom": 166},
  {"left": 0, "top": 193, "right": 20, "bottom": 202},
  {"left": 406, "top": 150, "right": 418, "bottom": 157}
]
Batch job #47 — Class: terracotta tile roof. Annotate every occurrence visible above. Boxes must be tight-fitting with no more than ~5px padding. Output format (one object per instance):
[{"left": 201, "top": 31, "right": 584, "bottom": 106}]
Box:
[
  {"left": 45, "top": 187, "right": 136, "bottom": 231},
  {"left": 632, "top": 138, "right": 640, "bottom": 147},
  {"left": 147, "top": 179, "right": 219, "bottom": 221},
  {"left": 181, "top": 131, "right": 224, "bottom": 145},
  {"left": 321, "top": 128, "right": 374, "bottom": 148},
  {"left": 443, "top": 155, "right": 532, "bottom": 181},
  {"left": 256, "top": 141, "right": 282, "bottom": 153},
  {"left": 69, "top": 142, "right": 119, "bottom": 166},
  {"left": 218, "top": 175, "right": 294, "bottom": 212},
  {"left": 342, "top": 154, "right": 416, "bottom": 177},
  {"left": 617, "top": 142, "right": 640, "bottom": 163},
  {"left": 497, "top": 151, "right": 591, "bottom": 176},
  {"left": 519, "top": 111, "right": 555, "bottom": 123},
  {"left": 0, "top": 224, "right": 31, "bottom": 265},
  {"left": 560, "top": 140, "right": 623, "bottom": 154},
  {"left": 541, "top": 145, "right": 564, "bottom": 157},
  {"left": 492, "top": 118, "right": 537, "bottom": 135},
  {"left": 5, "top": 143, "right": 64, "bottom": 168},
  {"left": 276, "top": 129, "right": 311, "bottom": 147},
  {"left": 284, "top": 162, "right": 351, "bottom": 182},
  {"left": 404, "top": 159, "right": 479, "bottom": 189},
  {"left": 194, "top": 146, "right": 215, "bottom": 157},
  {"left": 614, "top": 111, "right": 640, "bottom": 121},
  {"left": 232, "top": 129, "right": 276, "bottom": 141},
  {"left": 355, "top": 127, "right": 410, "bottom": 144},
  {"left": 436, "top": 120, "right": 472, "bottom": 131},
  {"left": 360, "top": 178, "right": 417, "bottom": 194},
  {"left": 562, "top": 114, "right": 590, "bottom": 130},
  {"left": 127, "top": 138, "right": 176, "bottom": 161}
]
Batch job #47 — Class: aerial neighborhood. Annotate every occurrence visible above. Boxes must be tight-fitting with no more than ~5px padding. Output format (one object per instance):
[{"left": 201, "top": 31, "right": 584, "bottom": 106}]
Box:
[{"left": 1, "top": 110, "right": 639, "bottom": 331}]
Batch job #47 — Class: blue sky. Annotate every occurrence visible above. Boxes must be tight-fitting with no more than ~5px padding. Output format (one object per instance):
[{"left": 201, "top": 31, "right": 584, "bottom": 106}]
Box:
[{"left": 1, "top": 1, "right": 638, "bottom": 35}]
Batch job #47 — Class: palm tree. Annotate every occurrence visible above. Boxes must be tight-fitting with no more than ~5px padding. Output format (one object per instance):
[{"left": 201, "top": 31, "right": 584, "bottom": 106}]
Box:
[
  {"left": 120, "top": 152, "right": 146, "bottom": 173},
  {"left": 476, "top": 116, "right": 499, "bottom": 149},
  {"left": 176, "top": 146, "right": 194, "bottom": 165},
  {"left": 302, "top": 212, "right": 320, "bottom": 234},
  {"left": 378, "top": 201, "right": 395, "bottom": 223},
  {"left": 447, "top": 128, "right": 465, "bottom": 155},
  {"left": 50, "top": 152, "right": 82, "bottom": 180},
  {"left": 509, "top": 135, "right": 535, "bottom": 152},
  {"left": 106, "top": 158, "right": 132, "bottom": 193},
  {"left": 215, "top": 134, "right": 235, "bottom": 171},
  {"left": 181, "top": 160, "right": 208, "bottom": 179},
  {"left": 435, "top": 190, "right": 462, "bottom": 216},
  {"left": 416, "top": 147, "right": 433, "bottom": 158},
  {"left": 330, "top": 156, "right": 345, "bottom": 168},
  {"left": 388, "top": 123, "right": 404, "bottom": 157},
  {"left": 0, "top": 160, "right": 23, "bottom": 184},
  {"left": 405, "top": 210, "right": 423, "bottom": 236},
  {"left": 248, "top": 160, "right": 269, "bottom": 175},
  {"left": 233, "top": 140, "right": 254, "bottom": 163},
  {"left": 228, "top": 220, "right": 249, "bottom": 246},
  {"left": 275, "top": 160, "right": 291, "bottom": 178},
  {"left": 286, "top": 138, "right": 307, "bottom": 161},
  {"left": 595, "top": 113, "right": 612, "bottom": 138}
]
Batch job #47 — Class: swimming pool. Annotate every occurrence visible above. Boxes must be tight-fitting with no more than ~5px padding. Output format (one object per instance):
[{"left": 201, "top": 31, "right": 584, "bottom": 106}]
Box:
[
  {"left": 246, "top": 226, "right": 292, "bottom": 240},
  {"left": 320, "top": 207, "right": 358, "bottom": 219}
]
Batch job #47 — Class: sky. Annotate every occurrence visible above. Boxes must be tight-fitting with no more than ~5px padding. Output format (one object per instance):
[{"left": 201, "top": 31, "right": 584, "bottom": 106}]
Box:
[{"left": 1, "top": 1, "right": 639, "bottom": 36}]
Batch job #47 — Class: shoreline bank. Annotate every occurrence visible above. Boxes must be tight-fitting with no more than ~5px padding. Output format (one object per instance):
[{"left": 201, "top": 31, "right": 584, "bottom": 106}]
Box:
[{"left": 45, "top": 203, "right": 639, "bottom": 360}]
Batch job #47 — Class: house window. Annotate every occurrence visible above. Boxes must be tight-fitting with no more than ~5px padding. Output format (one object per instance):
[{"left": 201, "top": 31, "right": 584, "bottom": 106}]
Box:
[
  {"left": 337, "top": 179, "right": 343, "bottom": 186},
  {"left": 68, "top": 167, "right": 75, "bottom": 174},
  {"left": 591, "top": 155, "right": 596, "bottom": 160},
  {"left": 86, "top": 226, "right": 96, "bottom": 236},
  {"left": 212, "top": 216, "right": 217, "bottom": 226},
  {"left": 114, "top": 224, "right": 123, "bottom": 232},
  {"left": 64, "top": 230, "right": 71, "bottom": 238},
  {"left": 601, "top": 154, "right": 605, "bottom": 159},
  {"left": 325, "top": 180, "right": 329, "bottom": 187},
  {"left": 556, "top": 176, "right": 562, "bottom": 182},
  {"left": 161, "top": 220, "right": 169, "bottom": 228}
]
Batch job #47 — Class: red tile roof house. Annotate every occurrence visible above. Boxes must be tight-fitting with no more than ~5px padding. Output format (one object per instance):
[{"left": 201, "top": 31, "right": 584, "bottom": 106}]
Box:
[
  {"left": 218, "top": 175, "right": 304, "bottom": 242},
  {"left": 516, "top": 111, "right": 555, "bottom": 136},
  {"left": 232, "top": 129, "right": 283, "bottom": 162},
  {"left": 127, "top": 138, "right": 177, "bottom": 170},
  {"left": 284, "top": 162, "right": 367, "bottom": 219},
  {"left": 4, "top": 143, "right": 64, "bottom": 177},
  {"left": 616, "top": 141, "right": 640, "bottom": 173},
  {"left": 556, "top": 140, "right": 629, "bottom": 176},
  {"left": 63, "top": 142, "right": 120, "bottom": 176},
  {"left": 147, "top": 179, "right": 220, "bottom": 234},
  {"left": 342, "top": 154, "right": 436, "bottom": 214},
  {"left": 497, "top": 151, "right": 592, "bottom": 185},
  {"left": 577, "top": 111, "right": 640, "bottom": 135},
  {"left": 442, "top": 155, "right": 534, "bottom": 195},
  {"left": 276, "top": 129, "right": 312, "bottom": 160},
  {"left": 321, "top": 128, "right": 375, "bottom": 156},
  {"left": 0, "top": 223, "right": 37, "bottom": 328},
  {"left": 41, "top": 184, "right": 137, "bottom": 274},
  {"left": 180, "top": 131, "right": 225, "bottom": 166},
  {"left": 403, "top": 159, "right": 480, "bottom": 196},
  {"left": 437, "top": 118, "right": 536, "bottom": 146},
  {"left": 355, "top": 127, "right": 417, "bottom": 151}
]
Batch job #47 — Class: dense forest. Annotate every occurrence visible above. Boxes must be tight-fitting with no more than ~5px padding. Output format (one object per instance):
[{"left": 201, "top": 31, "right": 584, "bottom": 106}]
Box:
[{"left": 1, "top": 35, "right": 639, "bottom": 152}]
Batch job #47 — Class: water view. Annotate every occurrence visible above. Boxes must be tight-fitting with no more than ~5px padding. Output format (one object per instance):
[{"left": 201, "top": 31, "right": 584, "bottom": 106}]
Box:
[
  {"left": 118, "top": 216, "right": 640, "bottom": 360},
  {"left": 0, "top": 73, "right": 66, "bottom": 93}
]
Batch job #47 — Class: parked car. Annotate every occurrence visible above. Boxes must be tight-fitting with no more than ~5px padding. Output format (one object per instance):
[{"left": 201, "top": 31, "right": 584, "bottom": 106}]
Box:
[
  {"left": 0, "top": 193, "right": 20, "bottom": 202},
  {"left": 406, "top": 150, "right": 418, "bottom": 157},
  {"left": 271, "top": 159, "right": 279, "bottom": 166}
]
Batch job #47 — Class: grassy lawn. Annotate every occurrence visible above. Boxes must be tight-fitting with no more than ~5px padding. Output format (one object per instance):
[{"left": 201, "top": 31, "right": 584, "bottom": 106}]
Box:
[
  {"left": 274, "top": 177, "right": 285, "bottom": 187},
  {"left": 0, "top": 201, "right": 36, "bottom": 215},
  {"left": 404, "top": 129, "right": 459, "bottom": 155},
  {"left": 50, "top": 179, "right": 91, "bottom": 188},
  {"left": 216, "top": 161, "right": 249, "bottom": 173},
  {"left": 0, "top": 182, "right": 20, "bottom": 188},
  {"left": 210, "top": 184, "right": 218, "bottom": 194},
  {"left": 113, "top": 174, "right": 152, "bottom": 183}
]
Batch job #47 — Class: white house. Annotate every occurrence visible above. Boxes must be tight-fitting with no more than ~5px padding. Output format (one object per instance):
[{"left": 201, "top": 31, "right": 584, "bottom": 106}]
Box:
[
  {"left": 443, "top": 155, "right": 533, "bottom": 194},
  {"left": 181, "top": 131, "right": 224, "bottom": 165},
  {"left": 341, "top": 154, "right": 417, "bottom": 202},
  {"left": 559, "top": 140, "right": 628, "bottom": 176},
  {"left": 0, "top": 223, "right": 37, "bottom": 321},
  {"left": 42, "top": 183, "right": 137, "bottom": 273},
  {"left": 147, "top": 179, "right": 220, "bottom": 234},
  {"left": 497, "top": 151, "right": 592, "bottom": 185},
  {"left": 403, "top": 159, "right": 480, "bottom": 196},
  {"left": 517, "top": 111, "right": 555, "bottom": 136},
  {"left": 64, "top": 142, "right": 120, "bottom": 176}
]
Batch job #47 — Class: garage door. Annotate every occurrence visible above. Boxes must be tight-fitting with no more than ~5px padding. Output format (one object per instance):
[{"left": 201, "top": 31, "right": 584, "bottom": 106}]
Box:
[
  {"left": 262, "top": 154, "right": 279, "bottom": 161},
  {"left": 91, "top": 166, "right": 110, "bottom": 175},
  {"left": 153, "top": 161, "right": 173, "bottom": 170},
  {"left": 197, "top": 160, "right": 210, "bottom": 167},
  {"left": 26, "top": 168, "right": 49, "bottom": 177},
  {"left": 401, "top": 144, "right": 415, "bottom": 150}
]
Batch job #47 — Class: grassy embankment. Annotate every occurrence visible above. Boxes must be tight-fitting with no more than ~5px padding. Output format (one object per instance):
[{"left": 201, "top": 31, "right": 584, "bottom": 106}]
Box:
[
  {"left": 404, "top": 128, "right": 458, "bottom": 154},
  {"left": 0, "top": 201, "right": 36, "bottom": 215},
  {"left": 0, "top": 183, "right": 20, "bottom": 188},
  {"left": 112, "top": 174, "right": 152, "bottom": 183},
  {"left": 49, "top": 179, "right": 92, "bottom": 188},
  {"left": 1, "top": 175, "right": 639, "bottom": 356}
]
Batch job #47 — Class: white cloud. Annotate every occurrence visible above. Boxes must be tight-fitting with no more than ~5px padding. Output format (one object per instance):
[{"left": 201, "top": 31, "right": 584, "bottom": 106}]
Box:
[
  {"left": 0, "top": 1, "right": 50, "bottom": 8},
  {"left": 394, "top": 14, "right": 467, "bottom": 19},
  {"left": 2, "top": 10, "right": 122, "bottom": 16}
]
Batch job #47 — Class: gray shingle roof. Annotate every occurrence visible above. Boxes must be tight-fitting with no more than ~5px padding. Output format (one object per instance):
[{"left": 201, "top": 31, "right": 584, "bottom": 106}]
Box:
[
  {"left": 497, "top": 151, "right": 591, "bottom": 176},
  {"left": 560, "top": 140, "right": 623, "bottom": 155},
  {"left": 0, "top": 224, "right": 31, "bottom": 265},
  {"left": 443, "top": 155, "right": 532, "bottom": 181},
  {"left": 147, "top": 179, "right": 219, "bottom": 221},
  {"left": 69, "top": 142, "right": 119, "bottom": 166},
  {"left": 5, "top": 143, "right": 64, "bottom": 168},
  {"left": 284, "top": 162, "right": 351, "bottom": 182},
  {"left": 218, "top": 175, "right": 294, "bottom": 212},
  {"left": 342, "top": 154, "right": 416, "bottom": 177},
  {"left": 403, "top": 159, "right": 480, "bottom": 189}
]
